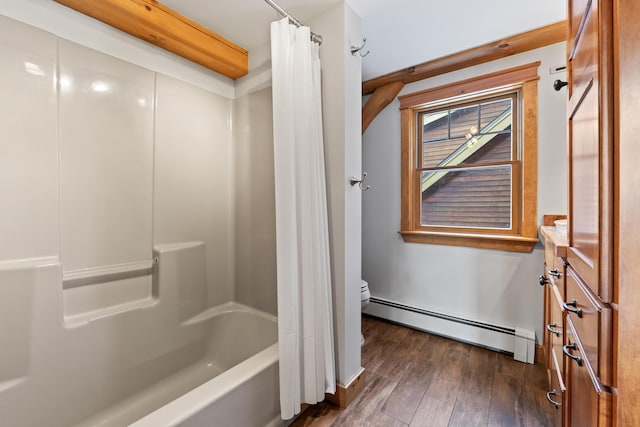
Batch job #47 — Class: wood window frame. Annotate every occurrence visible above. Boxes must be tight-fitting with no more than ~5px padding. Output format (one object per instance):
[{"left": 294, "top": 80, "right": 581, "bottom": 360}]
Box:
[{"left": 398, "top": 62, "right": 540, "bottom": 252}]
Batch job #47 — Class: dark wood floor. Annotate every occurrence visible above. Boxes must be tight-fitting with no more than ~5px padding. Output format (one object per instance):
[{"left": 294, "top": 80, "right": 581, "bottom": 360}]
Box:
[{"left": 292, "top": 315, "right": 556, "bottom": 427}]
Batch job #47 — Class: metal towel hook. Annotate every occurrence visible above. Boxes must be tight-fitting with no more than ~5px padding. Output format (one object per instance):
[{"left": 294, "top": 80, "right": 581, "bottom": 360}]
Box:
[
  {"left": 350, "top": 172, "right": 371, "bottom": 191},
  {"left": 350, "top": 38, "right": 370, "bottom": 57}
]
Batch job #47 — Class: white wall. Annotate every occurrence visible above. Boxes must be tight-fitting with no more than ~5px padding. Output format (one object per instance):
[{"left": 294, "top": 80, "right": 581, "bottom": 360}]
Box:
[
  {"left": 348, "top": 0, "right": 566, "bottom": 80},
  {"left": 309, "top": 2, "right": 364, "bottom": 386},
  {"left": 362, "top": 43, "right": 568, "bottom": 348}
]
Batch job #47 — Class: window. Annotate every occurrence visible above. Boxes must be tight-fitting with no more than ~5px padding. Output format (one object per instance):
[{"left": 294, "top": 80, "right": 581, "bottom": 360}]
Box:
[{"left": 398, "top": 62, "right": 540, "bottom": 252}]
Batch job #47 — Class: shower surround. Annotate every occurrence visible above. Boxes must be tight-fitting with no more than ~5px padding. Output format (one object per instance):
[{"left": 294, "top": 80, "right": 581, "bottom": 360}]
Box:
[{"left": 0, "top": 15, "right": 277, "bottom": 426}]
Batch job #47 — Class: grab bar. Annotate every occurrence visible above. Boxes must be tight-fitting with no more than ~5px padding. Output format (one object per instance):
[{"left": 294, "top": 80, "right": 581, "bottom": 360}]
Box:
[{"left": 62, "top": 258, "right": 157, "bottom": 289}]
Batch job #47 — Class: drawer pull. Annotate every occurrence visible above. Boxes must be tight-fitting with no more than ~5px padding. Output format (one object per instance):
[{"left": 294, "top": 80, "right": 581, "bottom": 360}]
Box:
[
  {"left": 546, "top": 322, "right": 560, "bottom": 337},
  {"left": 562, "top": 299, "right": 583, "bottom": 318},
  {"left": 546, "top": 389, "right": 561, "bottom": 409},
  {"left": 563, "top": 342, "right": 583, "bottom": 366},
  {"left": 539, "top": 275, "right": 549, "bottom": 286},
  {"left": 548, "top": 269, "right": 561, "bottom": 279}
]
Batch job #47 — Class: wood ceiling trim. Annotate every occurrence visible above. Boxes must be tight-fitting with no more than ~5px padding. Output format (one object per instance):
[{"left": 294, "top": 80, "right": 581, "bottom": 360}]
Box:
[
  {"left": 362, "top": 21, "right": 566, "bottom": 96},
  {"left": 361, "top": 21, "right": 566, "bottom": 134},
  {"left": 54, "top": 0, "right": 249, "bottom": 79}
]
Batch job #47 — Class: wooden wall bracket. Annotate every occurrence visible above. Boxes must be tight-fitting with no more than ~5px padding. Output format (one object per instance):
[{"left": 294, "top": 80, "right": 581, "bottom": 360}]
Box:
[{"left": 362, "top": 81, "right": 404, "bottom": 133}]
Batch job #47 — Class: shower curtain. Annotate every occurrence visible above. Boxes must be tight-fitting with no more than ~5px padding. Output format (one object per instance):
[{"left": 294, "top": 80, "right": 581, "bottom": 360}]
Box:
[{"left": 270, "top": 17, "right": 336, "bottom": 420}]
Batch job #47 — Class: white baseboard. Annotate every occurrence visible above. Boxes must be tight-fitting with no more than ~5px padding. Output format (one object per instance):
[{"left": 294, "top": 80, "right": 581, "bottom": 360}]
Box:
[{"left": 364, "top": 296, "right": 517, "bottom": 354}]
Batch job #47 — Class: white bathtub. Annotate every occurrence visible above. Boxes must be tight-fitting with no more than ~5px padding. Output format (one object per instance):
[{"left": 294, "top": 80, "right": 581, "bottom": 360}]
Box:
[
  {"left": 73, "top": 303, "right": 281, "bottom": 427},
  {"left": 131, "top": 304, "right": 281, "bottom": 427},
  {"left": 0, "top": 243, "right": 282, "bottom": 427}
]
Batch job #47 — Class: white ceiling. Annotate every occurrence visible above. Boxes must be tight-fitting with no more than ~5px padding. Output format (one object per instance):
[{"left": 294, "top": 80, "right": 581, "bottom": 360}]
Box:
[
  {"left": 161, "top": 0, "right": 341, "bottom": 51},
  {"left": 161, "top": 0, "right": 566, "bottom": 81}
]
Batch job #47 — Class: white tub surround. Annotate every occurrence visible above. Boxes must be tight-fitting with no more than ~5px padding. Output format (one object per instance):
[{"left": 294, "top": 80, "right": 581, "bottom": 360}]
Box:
[
  {"left": 233, "top": 87, "right": 278, "bottom": 316},
  {"left": 154, "top": 73, "right": 234, "bottom": 309},
  {"left": 0, "top": 0, "right": 235, "bottom": 98},
  {"left": 0, "top": 16, "right": 263, "bottom": 426},
  {"left": 58, "top": 37, "right": 155, "bottom": 317},
  {"left": 0, "top": 15, "right": 58, "bottom": 263}
]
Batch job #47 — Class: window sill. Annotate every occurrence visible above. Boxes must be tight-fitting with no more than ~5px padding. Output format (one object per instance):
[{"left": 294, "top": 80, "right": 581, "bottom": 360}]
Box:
[{"left": 398, "top": 230, "right": 538, "bottom": 252}]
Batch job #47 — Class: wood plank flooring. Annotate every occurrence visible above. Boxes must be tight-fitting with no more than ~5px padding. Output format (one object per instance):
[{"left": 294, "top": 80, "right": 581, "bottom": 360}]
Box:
[{"left": 291, "top": 315, "right": 556, "bottom": 427}]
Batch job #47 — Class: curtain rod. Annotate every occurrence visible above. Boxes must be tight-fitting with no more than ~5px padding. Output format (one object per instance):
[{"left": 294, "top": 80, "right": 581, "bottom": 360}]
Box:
[{"left": 264, "top": 0, "right": 323, "bottom": 45}]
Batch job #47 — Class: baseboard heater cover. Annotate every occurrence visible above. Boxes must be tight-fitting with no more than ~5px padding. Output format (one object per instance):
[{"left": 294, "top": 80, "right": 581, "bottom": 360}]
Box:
[{"left": 365, "top": 296, "right": 534, "bottom": 358}]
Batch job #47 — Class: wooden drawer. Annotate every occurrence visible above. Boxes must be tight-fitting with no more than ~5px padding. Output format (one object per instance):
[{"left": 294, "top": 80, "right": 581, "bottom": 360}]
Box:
[
  {"left": 565, "top": 317, "right": 612, "bottom": 427},
  {"left": 565, "top": 267, "right": 612, "bottom": 386},
  {"left": 543, "top": 269, "right": 553, "bottom": 372},
  {"left": 542, "top": 226, "right": 568, "bottom": 271},
  {"left": 548, "top": 256, "right": 566, "bottom": 301},
  {"left": 548, "top": 283, "right": 566, "bottom": 382},
  {"left": 544, "top": 240, "right": 556, "bottom": 271},
  {"left": 546, "top": 348, "right": 565, "bottom": 426}
]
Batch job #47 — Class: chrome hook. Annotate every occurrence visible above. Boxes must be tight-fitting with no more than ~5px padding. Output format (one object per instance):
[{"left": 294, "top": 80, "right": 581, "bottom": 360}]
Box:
[
  {"left": 350, "top": 38, "right": 370, "bottom": 57},
  {"left": 350, "top": 172, "right": 371, "bottom": 191}
]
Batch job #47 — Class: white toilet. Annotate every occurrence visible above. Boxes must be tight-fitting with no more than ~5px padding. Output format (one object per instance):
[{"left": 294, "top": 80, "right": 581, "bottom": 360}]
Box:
[{"left": 360, "top": 279, "right": 370, "bottom": 345}]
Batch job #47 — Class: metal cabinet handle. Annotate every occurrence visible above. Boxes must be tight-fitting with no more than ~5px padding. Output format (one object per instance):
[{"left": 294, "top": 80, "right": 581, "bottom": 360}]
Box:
[
  {"left": 546, "top": 389, "right": 561, "bottom": 409},
  {"left": 548, "top": 269, "right": 561, "bottom": 279},
  {"left": 539, "top": 275, "right": 549, "bottom": 286},
  {"left": 562, "top": 299, "right": 583, "bottom": 318},
  {"left": 563, "top": 342, "right": 583, "bottom": 366},
  {"left": 546, "top": 322, "right": 560, "bottom": 337},
  {"left": 554, "top": 79, "right": 568, "bottom": 91}
]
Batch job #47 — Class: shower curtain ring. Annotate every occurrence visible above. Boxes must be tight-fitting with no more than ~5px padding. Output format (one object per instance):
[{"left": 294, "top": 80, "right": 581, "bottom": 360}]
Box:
[
  {"left": 350, "top": 172, "right": 371, "bottom": 191},
  {"left": 350, "top": 38, "right": 370, "bottom": 57}
]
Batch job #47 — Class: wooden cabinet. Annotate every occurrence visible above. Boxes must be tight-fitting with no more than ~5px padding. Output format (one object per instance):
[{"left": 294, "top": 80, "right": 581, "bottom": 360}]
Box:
[
  {"left": 565, "top": 0, "right": 614, "bottom": 424},
  {"left": 542, "top": 1, "right": 640, "bottom": 425},
  {"left": 541, "top": 221, "right": 612, "bottom": 427}
]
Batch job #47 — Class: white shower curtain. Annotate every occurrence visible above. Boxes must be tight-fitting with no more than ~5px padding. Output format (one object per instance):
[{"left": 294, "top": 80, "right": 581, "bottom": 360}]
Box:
[{"left": 270, "top": 18, "right": 336, "bottom": 420}]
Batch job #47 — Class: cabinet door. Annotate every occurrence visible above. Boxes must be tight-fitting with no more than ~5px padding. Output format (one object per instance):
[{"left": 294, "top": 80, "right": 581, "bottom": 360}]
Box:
[{"left": 567, "top": 0, "right": 613, "bottom": 302}]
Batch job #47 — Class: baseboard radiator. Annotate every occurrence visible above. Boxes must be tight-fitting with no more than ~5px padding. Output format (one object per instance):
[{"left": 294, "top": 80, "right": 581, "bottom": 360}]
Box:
[{"left": 364, "top": 296, "right": 535, "bottom": 363}]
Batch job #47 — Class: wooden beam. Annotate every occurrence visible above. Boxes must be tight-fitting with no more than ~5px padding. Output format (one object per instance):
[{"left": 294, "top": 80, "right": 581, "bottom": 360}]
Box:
[
  {"left": 362, "top": 81, "right": 404, "bottom": 133},
  {"left": 362, "top": 21, "right": 566, "bottom": 96},
  {"left": 54, "top": 0, "right": 248, "bottom": 79}
]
